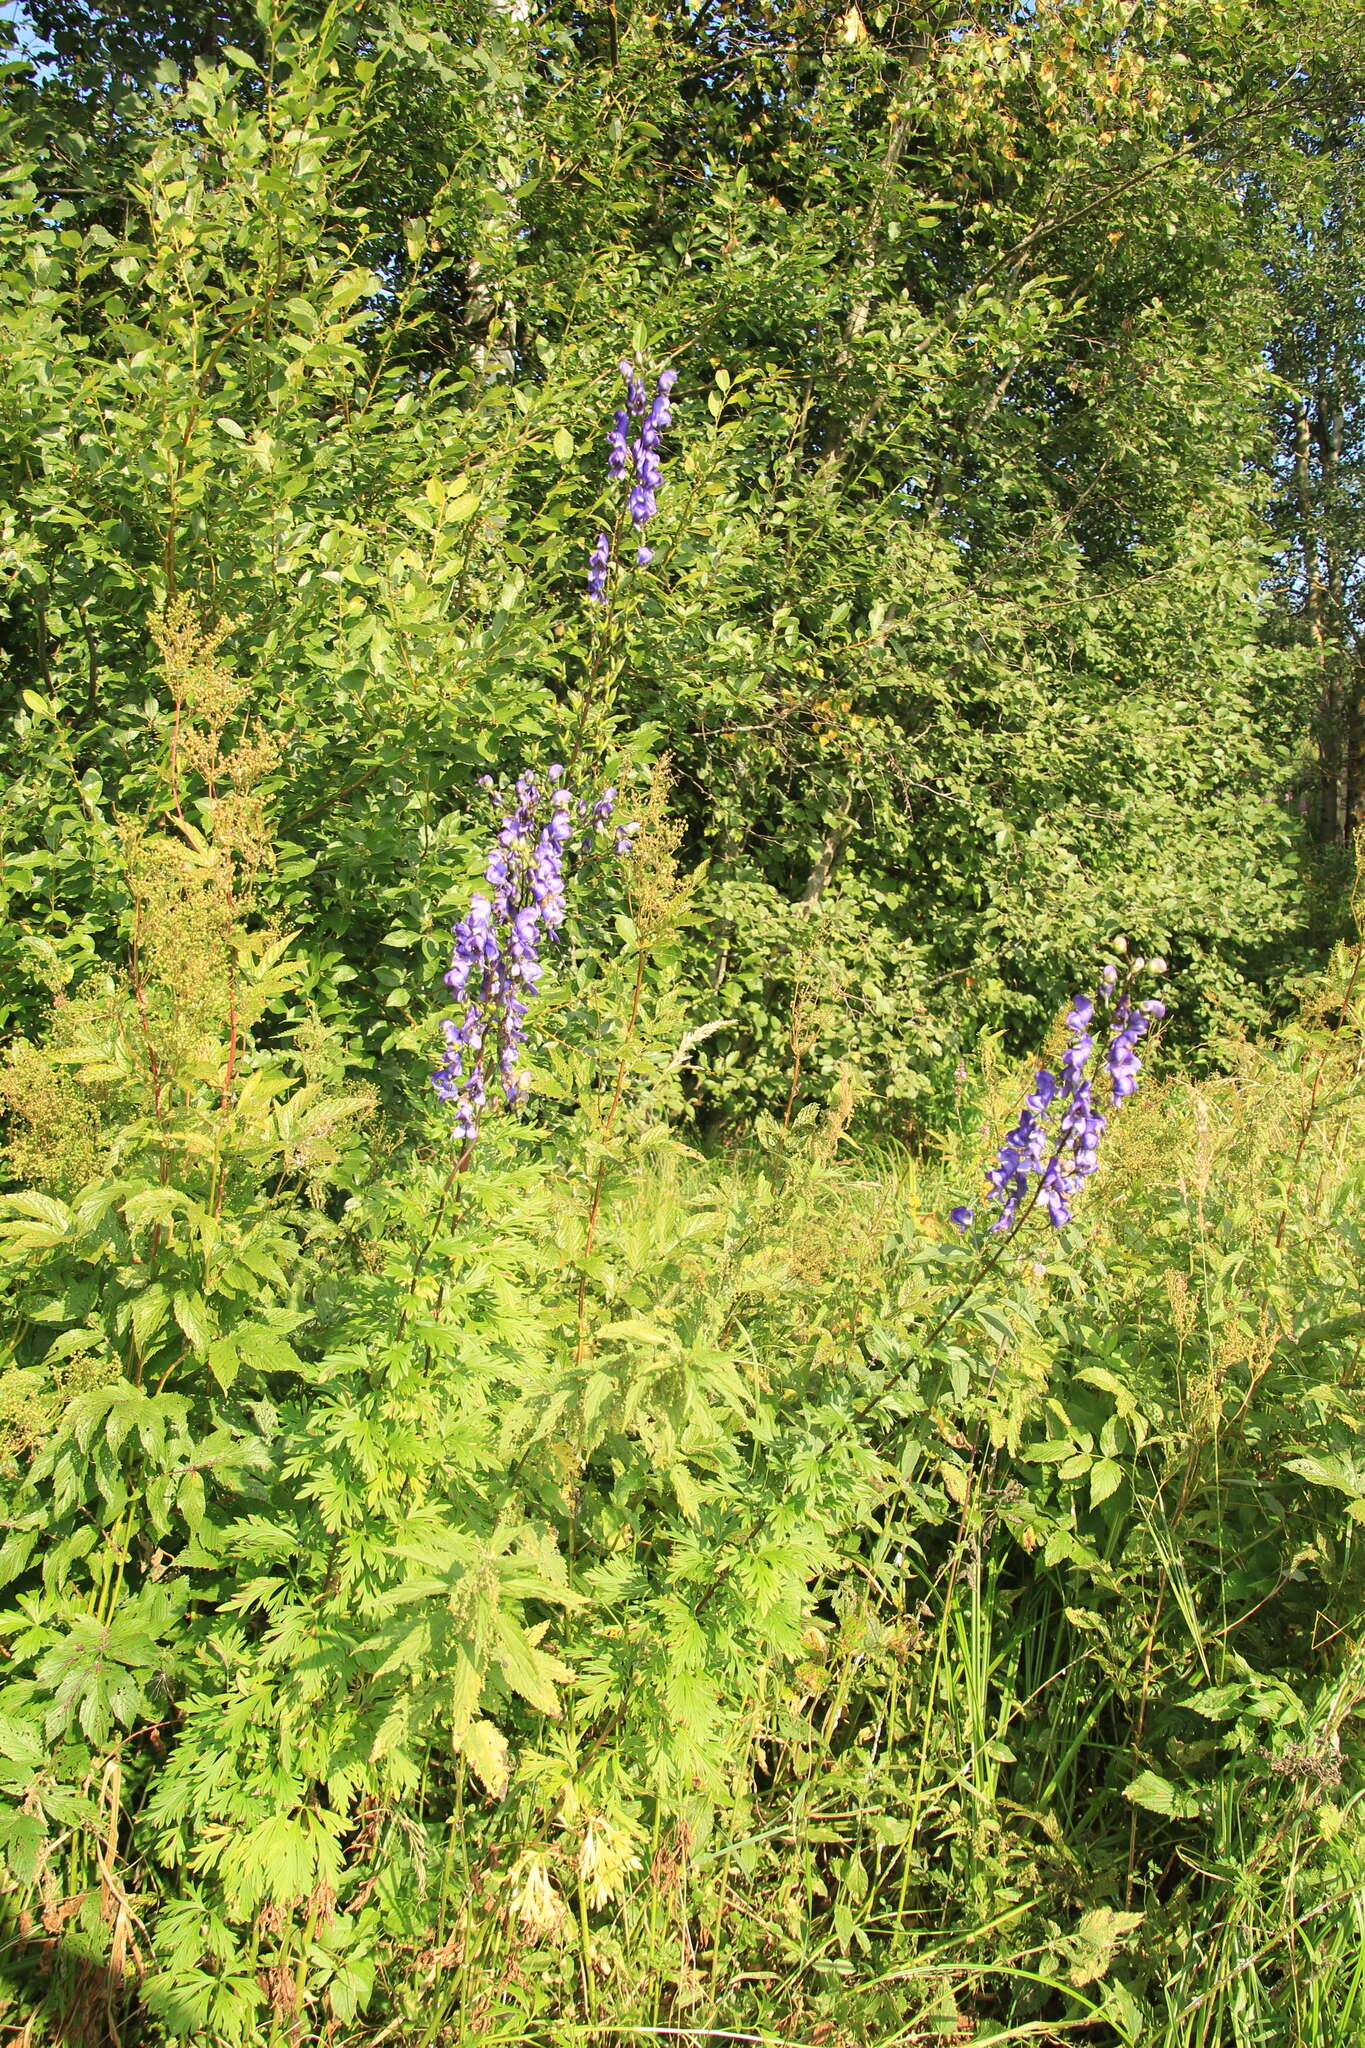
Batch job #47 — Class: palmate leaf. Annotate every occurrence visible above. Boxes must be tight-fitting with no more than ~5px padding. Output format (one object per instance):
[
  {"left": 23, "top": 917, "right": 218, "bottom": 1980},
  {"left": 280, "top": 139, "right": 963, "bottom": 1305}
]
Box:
[
  {"left": 214, "top": 1809, "right": 344, "bottom": 1915},
  {"left": 489, "top": 1610, "right": 573, "bottom": 1719},
  {"left": 0, "top": 1714, "right": 42, "bottom": 1767},
  {"left": 36, "top": 1629, "right": 151, "bottom": 1745}
]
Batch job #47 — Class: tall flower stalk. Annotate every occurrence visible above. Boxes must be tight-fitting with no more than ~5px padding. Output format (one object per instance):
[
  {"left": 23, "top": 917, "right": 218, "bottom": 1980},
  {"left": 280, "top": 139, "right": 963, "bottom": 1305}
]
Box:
[
  {"left": 950, "top": 957, "right": 1167, "bottom": 1236},
  {"left": 432, "top": 365, "right": 679, "bottom": 1152},
  {"left": 587, "top": 361, "right": 678, "bottom": 602},
  {"left": 431, "top": 769, "right": 634, "bottom": 1150}
]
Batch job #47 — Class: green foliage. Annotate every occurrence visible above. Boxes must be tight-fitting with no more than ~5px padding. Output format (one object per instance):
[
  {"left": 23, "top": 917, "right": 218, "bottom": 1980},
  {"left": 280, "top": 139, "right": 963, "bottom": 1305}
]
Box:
[
  {"left": 0, "top": 0, "right": 1343, "bottom": 1127},
  {"left": 7, "top": 884, "right": 1365, "bottom": 2042},
  {"left": 3, "top": 0, "right": 1365, "bottom": 2042}
]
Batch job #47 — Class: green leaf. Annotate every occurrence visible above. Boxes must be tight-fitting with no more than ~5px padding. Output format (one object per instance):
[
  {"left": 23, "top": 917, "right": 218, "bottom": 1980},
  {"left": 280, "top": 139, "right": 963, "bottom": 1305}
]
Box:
[
  {"left": 207, "top": 1336, "right": 240, "bottom": 1391},
  {"left": 1285, "top": 1453, "right": 1365, "bottom": 1498},
  {"left": 0, "top": 1714, "right": 43, "bottom": 1768},
  {"left": 1123, "top": 1770, "right": 1200, "bottom": 1819},
  {"left": 1, "top": 1192, "right": 70, "bottom": 1233},
  {"left": 1064, "top": 1907, "right": 1144, "bottom": 1988},
  {"left": 0, "top": 1809, "right": 45, "bottom": 1885},
  {"left": 173, "top": 1291, "right": 214, "bottom": 1353},
  {"left": 132, "top": 1286, "right": 171, "bottom": 1352},
  {"left": 1089, "top": 1458, "right": 1123, "bottom": 1506}
]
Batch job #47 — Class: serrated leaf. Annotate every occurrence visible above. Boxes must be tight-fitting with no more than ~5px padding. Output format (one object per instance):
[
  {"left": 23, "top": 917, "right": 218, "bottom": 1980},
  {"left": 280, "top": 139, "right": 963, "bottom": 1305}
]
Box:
[
  {"left": 1183, "top": 1682, "right": 1244, "bottom": 1719},
  {"left": 0, "top": 1714, "right": 43, "bottom": 1767},
  {"left": 0, "top": 1809, "right": 45, "bottom": 1884},
  {"left": 1, "top": 1192, "right": 70, "bottom": 1233},
  {"left": 463, "top": 1718, "right": 510, "bottom": 1798},
  {"left": 1089, "top": 1458, "right": 1123, "bottom": 1506},
  {"left": 131, "top": 1286, "right": 170, "bottom": 1351},
  {"left": 235, "top": 1327, "right": 303, "bottom": 1375},
  {"left": 1065, "top": 1906, "right": 1144, "bottom": 1987},
  {"left": 207, "top": 1336, "right": 240, "bottom": 1391},
  {"left": 1285, "top": 1453, "right": 1365, "bottom": 1498},
  {"left": 173, "top": 1291, "right": 213, "bottom": 1353},
  {"left": 492, "top": 1613, "right": 572, "bottom": 1718},
  {"left": 1124, "top": 1769, "right": 1199, "bottom": 1819}
]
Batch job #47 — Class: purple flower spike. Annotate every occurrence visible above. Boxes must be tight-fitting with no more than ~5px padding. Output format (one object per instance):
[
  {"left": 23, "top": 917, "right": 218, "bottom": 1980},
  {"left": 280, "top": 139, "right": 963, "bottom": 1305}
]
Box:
[
  {"left": 949, "top": 974, "right": 1164, "bottom": 1234},
  {"left": 949, "top": 1206, "right": 974, "bottom": 1230},
  {"left": 432, "top": 771, "right": 637, "bottom": 1145},
  {"left": 592, "top": 361, "right": 681, "bottom": 591}
]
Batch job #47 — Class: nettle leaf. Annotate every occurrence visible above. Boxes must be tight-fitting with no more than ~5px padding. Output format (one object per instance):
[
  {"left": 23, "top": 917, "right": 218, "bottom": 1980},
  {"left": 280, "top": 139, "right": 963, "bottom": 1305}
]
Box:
[
  {"left": 1063, "top": 1907, "right": 1145, "bottom": 1989},
  {"left": 449, "top": 1646, "right": 483, "bottom": 1746},
  {"left": 1123, "top": 1770, "right": 1201, "bottom": 1820},
  {"left": 0, "top": 1808, "right": 46, "bottom": 1885}
]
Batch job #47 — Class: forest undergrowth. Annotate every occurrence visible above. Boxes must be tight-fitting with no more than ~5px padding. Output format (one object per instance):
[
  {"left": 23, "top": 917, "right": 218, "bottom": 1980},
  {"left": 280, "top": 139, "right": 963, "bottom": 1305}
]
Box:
[
  {"left": 1, "top": 621, "right": 1364, "bottom": 2045},
  {"left": 4, "top": 2, "right": 1365, "bottom": 2040}
]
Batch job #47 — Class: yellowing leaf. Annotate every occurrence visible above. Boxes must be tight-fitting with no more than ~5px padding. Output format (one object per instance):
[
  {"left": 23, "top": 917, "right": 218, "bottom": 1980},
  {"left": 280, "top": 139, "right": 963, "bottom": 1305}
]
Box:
[
  {"left": 464, "top": 1718, "right": 510, "bottom": 1798},
  {"left": 1064, "top": 1906, "right": 1144, "bottom": 1987}
]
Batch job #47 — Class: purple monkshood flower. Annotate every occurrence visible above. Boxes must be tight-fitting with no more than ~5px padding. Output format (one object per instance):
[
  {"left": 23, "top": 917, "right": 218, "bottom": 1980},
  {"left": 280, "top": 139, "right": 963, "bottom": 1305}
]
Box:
[
  {"left": 587, "top": 531, "right": 611, "bottom": 604},
  {"left": 950, "top": 972, "right": 1166, "bottom": 1235},
  {"left": 620, "top": 360, "right": 648, "bottom": 414},
  {"left": 432, "top": 771, "right": 637, "bottom": 1146},
  {"left": 607, "top": 410, "right": 631, "bottom": 483},
  {"left": 588, "top": 361, "right": 680, "bottom": 600}
]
